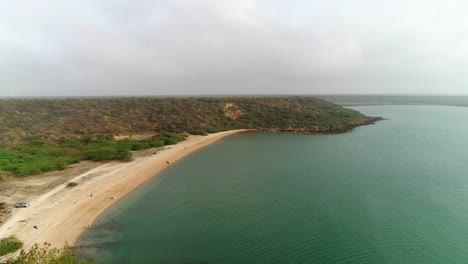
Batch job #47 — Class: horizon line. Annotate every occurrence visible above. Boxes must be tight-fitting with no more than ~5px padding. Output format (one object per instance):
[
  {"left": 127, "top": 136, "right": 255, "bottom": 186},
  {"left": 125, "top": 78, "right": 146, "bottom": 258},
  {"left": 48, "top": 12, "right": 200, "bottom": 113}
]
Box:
[{"left": 2, "top": 93, "right": 468, "bottom": 99}]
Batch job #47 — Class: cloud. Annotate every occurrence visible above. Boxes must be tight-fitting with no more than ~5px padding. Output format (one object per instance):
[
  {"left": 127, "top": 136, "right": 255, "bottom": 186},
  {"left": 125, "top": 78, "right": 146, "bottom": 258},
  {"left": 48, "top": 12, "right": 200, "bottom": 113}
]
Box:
[{"left": 0, "top": 0, "right": 467, "bottom": 96}]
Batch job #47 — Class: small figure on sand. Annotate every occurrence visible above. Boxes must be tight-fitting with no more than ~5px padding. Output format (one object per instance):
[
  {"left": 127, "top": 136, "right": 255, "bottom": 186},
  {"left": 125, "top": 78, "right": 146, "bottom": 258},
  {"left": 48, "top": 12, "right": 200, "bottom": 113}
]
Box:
[
  {"left": 111, "top": 196, "right": 116, "bottom": 200},
  {"left": 166, "top": 160, "right": 170, "bottom": 165},
  {"left": 33, "top": 225, "right": 38, "bottom": 229},
  {"left": 89, "top": 193, "right": 93, "bottom": 197}
]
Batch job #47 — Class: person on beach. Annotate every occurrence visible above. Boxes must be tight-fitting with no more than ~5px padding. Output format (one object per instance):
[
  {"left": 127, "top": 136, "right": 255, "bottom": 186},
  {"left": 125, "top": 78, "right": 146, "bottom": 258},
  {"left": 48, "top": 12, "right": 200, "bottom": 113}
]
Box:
[
  {"left": 111, "top": 196, "right": 116, "bottom": 200},
  {"left": 89, "top": 193, "right": 93, "bottom": 197}
]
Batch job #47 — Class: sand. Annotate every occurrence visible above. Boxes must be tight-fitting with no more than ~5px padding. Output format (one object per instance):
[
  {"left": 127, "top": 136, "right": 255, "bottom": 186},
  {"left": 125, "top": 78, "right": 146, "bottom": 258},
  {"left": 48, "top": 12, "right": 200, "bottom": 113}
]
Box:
[{"left": 0, "top": 130, "right": 249, "bottom": 256}]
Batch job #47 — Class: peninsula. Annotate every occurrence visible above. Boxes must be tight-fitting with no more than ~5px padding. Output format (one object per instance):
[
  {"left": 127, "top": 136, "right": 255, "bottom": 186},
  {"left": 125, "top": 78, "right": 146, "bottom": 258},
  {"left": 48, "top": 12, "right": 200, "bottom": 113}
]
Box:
[{"left": 0, "top": 96, "right": 381, "bottom": 259}]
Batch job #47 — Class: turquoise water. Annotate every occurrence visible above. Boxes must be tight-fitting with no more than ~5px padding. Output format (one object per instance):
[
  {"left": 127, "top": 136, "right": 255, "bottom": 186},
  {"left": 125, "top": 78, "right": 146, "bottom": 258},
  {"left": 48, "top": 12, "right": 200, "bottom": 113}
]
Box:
[{"left": 77, "top": 106, "right": 468, "bottom": 263}]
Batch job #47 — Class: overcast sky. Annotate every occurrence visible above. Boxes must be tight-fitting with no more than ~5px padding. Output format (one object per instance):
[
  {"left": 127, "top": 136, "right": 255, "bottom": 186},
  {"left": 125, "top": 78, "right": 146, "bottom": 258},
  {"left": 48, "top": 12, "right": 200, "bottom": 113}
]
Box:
[{"left": 1, "top": 0, "right": 468, "bottom": 97}]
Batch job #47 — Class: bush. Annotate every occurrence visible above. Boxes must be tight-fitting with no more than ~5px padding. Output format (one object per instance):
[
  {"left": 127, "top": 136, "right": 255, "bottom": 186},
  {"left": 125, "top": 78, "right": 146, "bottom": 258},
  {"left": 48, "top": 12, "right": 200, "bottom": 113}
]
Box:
[
  {"left": 113, "top": 147, "right": 132, "bottom": 160},
  {"left": 0, "top": 236, "right": 23, "bottom": 256},
  {"left": 160, "top": 132, "right": 186, "bottom": 145},
  {"left": 0, "top": 132, "right": 187, "bottom": 176},
  {"left": 83, "top": 146, "right": 116, "bottom": 161},
  {"left": 7, "top": 242, "right": 89, "bottom": 264},
  {"left": 188, "top": 130, "right": 207, "bottom": 136},
  {"left": 66, "top": 182, "right": 78, "bottom": 188}
]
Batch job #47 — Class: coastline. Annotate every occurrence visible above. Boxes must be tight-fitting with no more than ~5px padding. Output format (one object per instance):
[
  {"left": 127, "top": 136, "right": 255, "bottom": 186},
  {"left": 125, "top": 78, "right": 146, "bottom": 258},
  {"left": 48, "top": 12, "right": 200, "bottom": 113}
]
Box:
[{"left": 0, "top": 129, "right": 250, "bottom": 255}]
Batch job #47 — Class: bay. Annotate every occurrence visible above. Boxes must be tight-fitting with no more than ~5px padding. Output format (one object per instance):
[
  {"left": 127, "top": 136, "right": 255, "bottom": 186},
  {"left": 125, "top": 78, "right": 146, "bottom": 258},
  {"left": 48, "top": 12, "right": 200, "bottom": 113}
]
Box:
[{"left": 77, "top": 105, "right": 468, "bottom": 263}]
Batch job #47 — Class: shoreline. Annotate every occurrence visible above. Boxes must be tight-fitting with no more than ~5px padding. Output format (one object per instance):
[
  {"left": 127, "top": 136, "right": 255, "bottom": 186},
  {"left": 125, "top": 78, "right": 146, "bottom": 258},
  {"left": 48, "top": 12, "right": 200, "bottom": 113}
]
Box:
[{"left": 0, "top": 129, "right": 250, "bottom": 255}]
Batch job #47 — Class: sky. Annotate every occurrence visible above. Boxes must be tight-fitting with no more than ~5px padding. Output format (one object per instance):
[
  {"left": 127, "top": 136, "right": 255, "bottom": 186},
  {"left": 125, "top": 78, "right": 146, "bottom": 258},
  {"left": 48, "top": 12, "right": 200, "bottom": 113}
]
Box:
[{"left": 1, "top": 0, "right": 468, "bottom": 97}]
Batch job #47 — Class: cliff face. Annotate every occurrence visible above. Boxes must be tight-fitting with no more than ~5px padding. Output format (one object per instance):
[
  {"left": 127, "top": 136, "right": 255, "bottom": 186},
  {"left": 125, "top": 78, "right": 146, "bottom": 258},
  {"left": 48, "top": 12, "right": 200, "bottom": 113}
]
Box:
[{"left": 0, "top": 96, "right": 381, "bottom": 146}]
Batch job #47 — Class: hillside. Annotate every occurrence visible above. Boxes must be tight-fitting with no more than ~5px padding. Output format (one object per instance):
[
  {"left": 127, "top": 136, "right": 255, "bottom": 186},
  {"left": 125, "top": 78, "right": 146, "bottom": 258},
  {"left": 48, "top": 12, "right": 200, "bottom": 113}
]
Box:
[
  {"left": 0, "top": 96, "right": 380, "bottom": 147},
  {"left": 0, "top": 97, "right": 381, "bottom": 177}
]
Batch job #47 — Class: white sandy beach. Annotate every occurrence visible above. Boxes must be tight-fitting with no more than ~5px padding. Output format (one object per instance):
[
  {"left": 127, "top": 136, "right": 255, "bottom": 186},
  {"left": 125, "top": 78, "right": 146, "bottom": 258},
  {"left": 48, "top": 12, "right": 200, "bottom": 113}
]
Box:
[{"left": 0, "top": 130, "right": 248, "bottom": 256}]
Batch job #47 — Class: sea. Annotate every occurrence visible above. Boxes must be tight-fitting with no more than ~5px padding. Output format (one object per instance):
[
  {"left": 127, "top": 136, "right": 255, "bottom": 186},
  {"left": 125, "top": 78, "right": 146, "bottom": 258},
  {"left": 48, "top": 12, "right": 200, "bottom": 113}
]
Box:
[{"left": 77, "top": 105, "right": 468, "bottom": 263}]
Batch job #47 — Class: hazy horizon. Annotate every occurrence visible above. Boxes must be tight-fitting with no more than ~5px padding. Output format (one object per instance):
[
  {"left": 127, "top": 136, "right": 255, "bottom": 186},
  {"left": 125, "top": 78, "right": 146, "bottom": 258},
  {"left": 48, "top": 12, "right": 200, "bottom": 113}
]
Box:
[
  {"left": 1, "top": 1, "right": 468, "bottom": 97},
  {"left": 3, "top": 94, "right": 468, "bottom": 99}
]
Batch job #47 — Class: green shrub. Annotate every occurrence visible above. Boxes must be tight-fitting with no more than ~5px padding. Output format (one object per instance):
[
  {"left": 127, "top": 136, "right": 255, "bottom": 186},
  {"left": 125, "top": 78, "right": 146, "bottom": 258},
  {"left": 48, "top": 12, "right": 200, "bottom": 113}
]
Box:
[
  {"left": 0, "top": 132, "right": 187, "bottom": 176},
  {"left": 83, "top": 146, "right": 116, "bottom": 161},
  {"left": 188, "top": 130, "right": 207, "bottom": 136},
  {"left": 66, "top": 182, "right": 78, "bottom": 187},
  {"left": 113, "top": 147, "right": 132, "bottom": 160},
  {"left": 7, "top": 242, "right": 89, "bottom": 264},
  {"left": 0, "top": 236, "right": 23, "bottom": 256}
]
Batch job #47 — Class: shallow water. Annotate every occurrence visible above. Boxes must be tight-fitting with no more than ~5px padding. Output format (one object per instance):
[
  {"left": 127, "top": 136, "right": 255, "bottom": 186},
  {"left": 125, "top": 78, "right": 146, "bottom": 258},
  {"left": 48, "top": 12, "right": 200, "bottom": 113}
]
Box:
[{"left": 77, "top": 105, "right": 468, "bottom": 263}]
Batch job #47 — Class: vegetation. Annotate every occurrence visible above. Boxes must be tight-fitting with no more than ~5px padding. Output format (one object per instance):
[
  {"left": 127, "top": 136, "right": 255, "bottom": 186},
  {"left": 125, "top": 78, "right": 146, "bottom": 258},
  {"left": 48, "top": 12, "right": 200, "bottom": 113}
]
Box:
[
  {"left": 0, "top": 97, "right": 380, "bottom": 145},
  {"left": 66, "top": 182, "right": 78, "bottom": 188},
  {"left": 0, "top": 132, "right": 186, "bottom": 176},
  {"left": 6, "top": 242, "right": 89, "bottom": 264},
  {"left": 0, "top": 97, "right": 381, "bottom": 176},
  {"left": 0, "top": 236, "right": 23, "bottom": 256}
]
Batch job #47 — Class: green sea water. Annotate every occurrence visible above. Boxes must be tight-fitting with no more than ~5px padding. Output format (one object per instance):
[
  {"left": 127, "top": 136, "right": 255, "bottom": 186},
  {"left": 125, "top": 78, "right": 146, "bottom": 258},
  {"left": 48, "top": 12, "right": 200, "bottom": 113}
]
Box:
[{"left": 77, "top": 105, "right": 468, "bottom": 263}]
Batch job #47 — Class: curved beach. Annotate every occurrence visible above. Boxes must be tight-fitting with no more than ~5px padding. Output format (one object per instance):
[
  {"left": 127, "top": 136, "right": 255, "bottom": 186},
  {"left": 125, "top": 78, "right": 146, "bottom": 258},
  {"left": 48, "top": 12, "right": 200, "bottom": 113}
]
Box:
[{"left": 0, "top": 130, "right": 248, "bottom": 253}]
